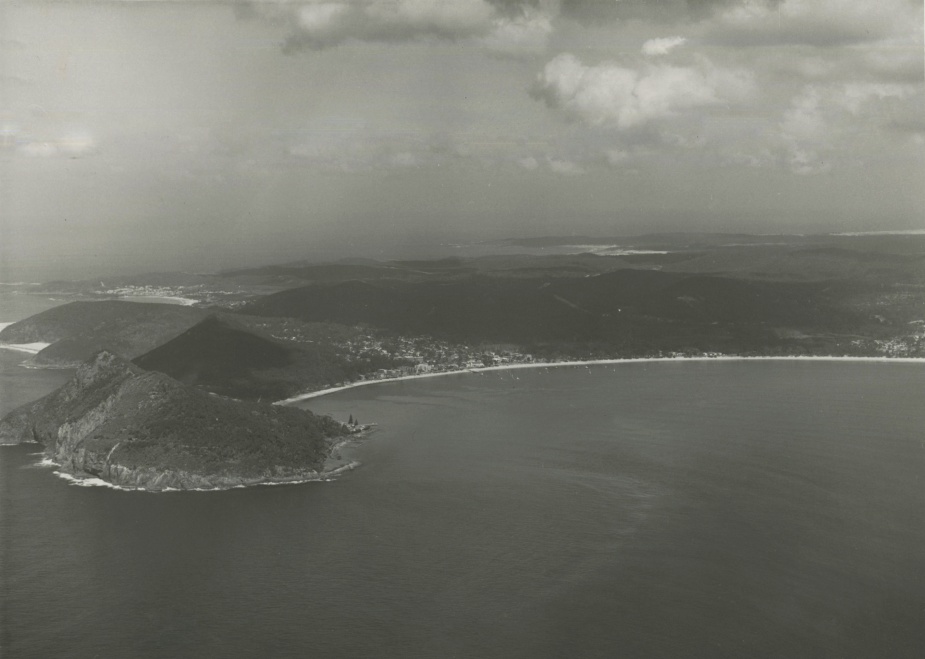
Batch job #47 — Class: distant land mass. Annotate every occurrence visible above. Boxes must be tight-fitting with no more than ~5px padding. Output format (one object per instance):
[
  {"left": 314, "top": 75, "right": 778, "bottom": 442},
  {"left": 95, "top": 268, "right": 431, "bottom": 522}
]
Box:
[
  {"left": 235, "top": 265, "right": 916, "bottom": 355},
  {"left": 2, "top": 232, "right": 923, "bottom": 403},
  {"left": 492, "top": 231, "right": 925, "bottom": 253},
  {"left": 0, "top": 352, "right": 353, "bottom": 491}
]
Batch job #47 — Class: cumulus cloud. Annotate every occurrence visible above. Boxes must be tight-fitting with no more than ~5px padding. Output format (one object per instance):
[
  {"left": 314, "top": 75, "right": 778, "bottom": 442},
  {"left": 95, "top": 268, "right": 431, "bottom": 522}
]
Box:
[
  {"left": 532, "top": 53, "right": 754, "bottom": 130},
  {"left": 694, "top": 0, "right": 923, "bottom": 99},
  {"left": 786, "top": 147, "right": 831, "bottom": 176},
  {"left": 855, "top": 34, "right": 925, "bottom": 83},
  {"left": 277, "top": 0, "right": 495, "bottom": 51},
  {"left": 237, "top": 0, "right": 524, "bottom": 52},
  {"left": 781, "top": 83, "right": 916, "bottom": 141},
  {"left": 641, "top": 36, "right": 686, "bottom": 56},
  {"left": 839, "top": 83, "right": 914, "bottom": 115},
  {"left": 546, "top": 156, "right": 583, "bottom": 175},
  {"left": 6, "top": 127, "right": 97, "bottom": 159},
  {"left": 605, "top": 148, "right": 641, "bottom": 167},
  {"left": 709, "top": 0, "right": 922, "bottom": 48},
  {"left": 241, "top": 0, "right": 563, "bottom": 56},
  {"left": 780, "top": 87, "right": 827, "bottom": 144},
  {"left": 210, "top": 0, "right": 925, "bottom": 180},
  {"left": 779, "top": 81, "right": 919, "bottom": 173},
  {"left": 478, "top": 6, "right": 554, "bottom": 58}
]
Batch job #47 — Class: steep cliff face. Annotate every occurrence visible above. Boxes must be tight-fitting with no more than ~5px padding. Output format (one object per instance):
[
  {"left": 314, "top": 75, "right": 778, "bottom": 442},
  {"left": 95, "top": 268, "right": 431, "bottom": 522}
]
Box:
[{"left": 0, "top": 351, "right": 349, "bottom": 490}]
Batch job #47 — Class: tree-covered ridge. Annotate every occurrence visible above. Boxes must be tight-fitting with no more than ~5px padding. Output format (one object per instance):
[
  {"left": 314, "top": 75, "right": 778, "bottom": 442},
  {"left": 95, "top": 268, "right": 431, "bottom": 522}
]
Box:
[
  {"left": 0, "top": 352, "right": 350, "bottom": 490},
  {"left": 4, "top": 235, "right": 923, "bottom": 403}
]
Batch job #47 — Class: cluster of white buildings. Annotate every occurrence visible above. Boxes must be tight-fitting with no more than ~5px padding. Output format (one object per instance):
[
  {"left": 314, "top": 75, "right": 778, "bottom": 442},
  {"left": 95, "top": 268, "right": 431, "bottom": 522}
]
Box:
[{"left": 850, "top": 320, "right": 925, "bottom": 357}]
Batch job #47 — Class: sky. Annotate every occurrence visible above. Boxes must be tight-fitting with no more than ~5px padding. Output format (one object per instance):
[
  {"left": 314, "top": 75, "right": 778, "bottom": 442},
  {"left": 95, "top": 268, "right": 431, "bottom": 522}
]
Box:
[{"left": 1, "top": 0, "right": 923, "bottom": 279}]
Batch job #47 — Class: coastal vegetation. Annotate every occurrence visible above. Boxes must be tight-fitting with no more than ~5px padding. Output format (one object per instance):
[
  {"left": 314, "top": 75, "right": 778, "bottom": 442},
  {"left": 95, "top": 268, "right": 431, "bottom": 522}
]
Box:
[
  {"left": 2, "top": 233, "right": 923, "bottom": 404},
  {"left": 0, "top": 351, "right": 352, "bottom": 490},
  {"left": 0, "top": 301, "right": 206, "bottom": 367},
  {"left": 1, "top": 232, "right": 923, "bottom": 490}
]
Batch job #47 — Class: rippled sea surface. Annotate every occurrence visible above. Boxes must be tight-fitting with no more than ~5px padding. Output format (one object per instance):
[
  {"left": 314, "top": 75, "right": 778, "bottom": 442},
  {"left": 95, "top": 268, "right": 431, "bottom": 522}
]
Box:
[{"left": 2, "top": 300, "right": 923, "bottom": 657}]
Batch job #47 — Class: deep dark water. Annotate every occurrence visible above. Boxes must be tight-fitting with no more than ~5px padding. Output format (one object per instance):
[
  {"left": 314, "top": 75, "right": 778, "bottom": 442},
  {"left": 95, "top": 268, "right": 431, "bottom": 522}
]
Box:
[{"left": 2, "top": 360, "right": 924, "bottom": 658}]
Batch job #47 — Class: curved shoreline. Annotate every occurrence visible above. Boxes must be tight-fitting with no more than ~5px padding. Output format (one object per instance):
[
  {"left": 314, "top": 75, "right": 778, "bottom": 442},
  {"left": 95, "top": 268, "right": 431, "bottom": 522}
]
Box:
[
  {"left": 10, "top": 356, "right": 924, "bottom": 492},
  {"left": 0, "top": 341, "right": 52, "bottom": 355},
  {"left": 1, "top": 320, "right": 53, "bottom": 354},
  {"left": 19, "top": 426, "right": 373, "bottom": 493},
  {"left": 27, "top": 447, "right": 362, "bottom": 493},
  {"left": 47, "top": 461, "right": 360, "bottom": 493},
  {"left": 116, "top": 295, "right": 199, "bottom": 306},
  {"left": 276, "top": 355, "right": 925, "bottom": 405}
]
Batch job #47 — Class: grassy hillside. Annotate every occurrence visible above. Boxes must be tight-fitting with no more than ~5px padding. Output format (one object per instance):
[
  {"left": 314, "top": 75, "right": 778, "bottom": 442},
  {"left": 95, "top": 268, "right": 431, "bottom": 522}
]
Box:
[
  {"left": 0, "top": 300, "right": 203, "bottom": 343},
  {"left": 133, "top": 315, "right": 301, "bottom": 400},
  {"left": 133, "top": 315, "right": 377, "bottom": 400},
  {"left": 0, "top": 301, "right": 207, "bottom": 367}
]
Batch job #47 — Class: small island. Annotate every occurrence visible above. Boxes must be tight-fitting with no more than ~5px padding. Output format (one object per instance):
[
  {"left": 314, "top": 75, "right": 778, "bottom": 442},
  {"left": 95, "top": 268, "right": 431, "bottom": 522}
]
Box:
[{"left": 0, "top": 351, "right": 364, "bottom": 491}]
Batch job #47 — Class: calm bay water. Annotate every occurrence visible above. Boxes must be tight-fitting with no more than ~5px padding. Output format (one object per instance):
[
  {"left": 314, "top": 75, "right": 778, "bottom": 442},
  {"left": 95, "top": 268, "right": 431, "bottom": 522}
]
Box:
[
  {"left": 2, "top": 349, "right": 924, "bottom": 658},
  {"left": 0, "top": 292, "right": 77, "bottom": 420}
]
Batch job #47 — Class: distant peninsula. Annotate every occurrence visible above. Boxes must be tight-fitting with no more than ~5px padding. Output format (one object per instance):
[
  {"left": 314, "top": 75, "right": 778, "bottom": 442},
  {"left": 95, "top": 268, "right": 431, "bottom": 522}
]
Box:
[{"left": 0, "top": 351, "right": 360, "bottom": 491}]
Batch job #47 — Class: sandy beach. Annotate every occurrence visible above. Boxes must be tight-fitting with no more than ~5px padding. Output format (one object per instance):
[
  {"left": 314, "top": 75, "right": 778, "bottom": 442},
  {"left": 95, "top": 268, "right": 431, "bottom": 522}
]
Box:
[
  {"left": 275, "top": 354, "right": 925, "bottom": 405},
  {"left": 0, "top": 343, "right": 52, "bottom": 355},
  {"left": 0, "top": 321, "right": 51, "bottom": 354},
  {"left": 117, "top": 295, "right": 199, "bottom": 306}
]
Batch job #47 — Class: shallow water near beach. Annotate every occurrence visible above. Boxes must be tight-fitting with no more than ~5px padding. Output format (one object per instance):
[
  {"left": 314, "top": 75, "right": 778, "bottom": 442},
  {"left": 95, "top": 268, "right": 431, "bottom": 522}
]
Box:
[{"left": 2, "top": 356, "right": 924, "bottom": 658}]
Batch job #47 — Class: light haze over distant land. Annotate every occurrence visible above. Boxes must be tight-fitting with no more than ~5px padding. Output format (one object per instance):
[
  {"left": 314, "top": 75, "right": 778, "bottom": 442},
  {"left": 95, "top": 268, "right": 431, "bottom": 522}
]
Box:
[{"left": 1, "top": 1, "right": 923, "bottom": 281}]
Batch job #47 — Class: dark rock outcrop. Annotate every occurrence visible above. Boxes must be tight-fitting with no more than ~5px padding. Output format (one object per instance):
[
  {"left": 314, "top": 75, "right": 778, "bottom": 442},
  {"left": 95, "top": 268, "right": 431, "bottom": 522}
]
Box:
[{"left": 0, "top": 351, "right": 349, "bottom": 491}]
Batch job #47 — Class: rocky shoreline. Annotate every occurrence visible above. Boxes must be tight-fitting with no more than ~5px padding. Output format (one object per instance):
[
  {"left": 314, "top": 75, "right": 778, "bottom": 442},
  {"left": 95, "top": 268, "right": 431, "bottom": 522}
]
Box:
[
  {"left": 45, "top": 455, "right": 361, "bottom": 492},
  {"left": 16, "top": 426, "right": 374, "bottom": 492},
  {"left": 0, "top": 351, "right": 361, "bottom": 492}
]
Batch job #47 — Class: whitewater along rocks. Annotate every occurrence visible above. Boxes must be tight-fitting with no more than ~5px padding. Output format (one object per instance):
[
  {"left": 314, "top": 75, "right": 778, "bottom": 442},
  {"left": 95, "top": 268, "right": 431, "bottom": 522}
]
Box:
[{"left": 0, "top": 351, "right": 356, "bottom": 491}]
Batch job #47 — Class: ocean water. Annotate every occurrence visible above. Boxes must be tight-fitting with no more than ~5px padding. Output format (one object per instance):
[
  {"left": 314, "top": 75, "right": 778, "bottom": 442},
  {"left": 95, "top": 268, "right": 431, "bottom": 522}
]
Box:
[
  {"left": 2, "top": 353, "right": 924, "bottom": 658},
  {"left": 0, "top": 292, "right": 76, "bottom": 413},
  {"left": 0, "top": 290, "right": 66, "bottom": 325}
]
